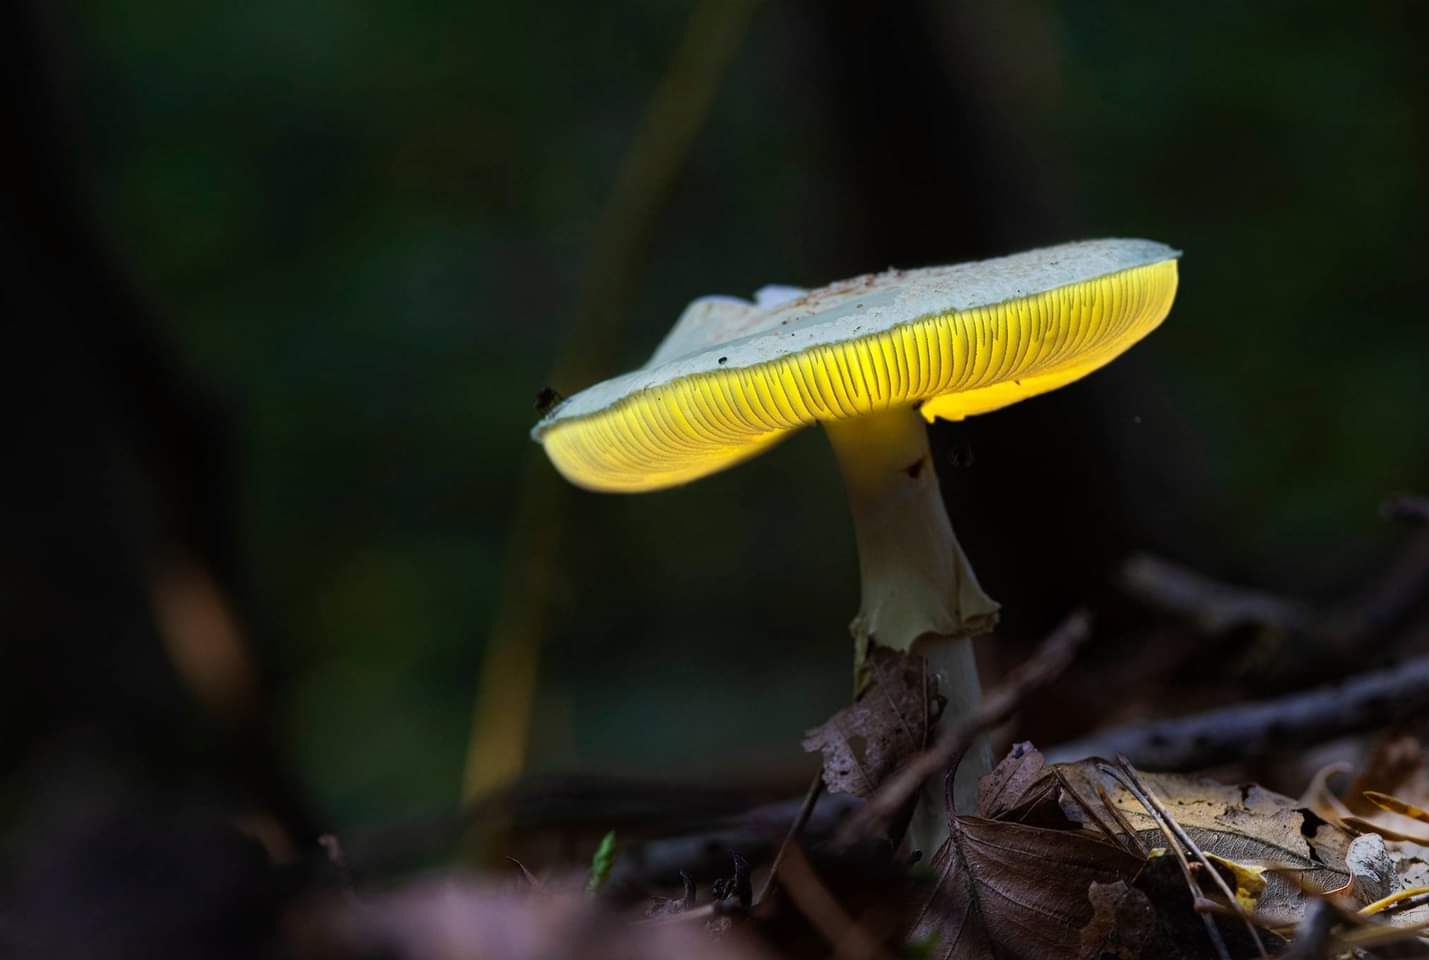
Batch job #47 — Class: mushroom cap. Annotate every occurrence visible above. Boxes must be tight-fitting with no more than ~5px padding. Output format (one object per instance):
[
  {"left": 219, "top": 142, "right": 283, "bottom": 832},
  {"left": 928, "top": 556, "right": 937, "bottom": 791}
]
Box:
[{"left": 535, "top": 238, "right": 1179, "bottom": 492}]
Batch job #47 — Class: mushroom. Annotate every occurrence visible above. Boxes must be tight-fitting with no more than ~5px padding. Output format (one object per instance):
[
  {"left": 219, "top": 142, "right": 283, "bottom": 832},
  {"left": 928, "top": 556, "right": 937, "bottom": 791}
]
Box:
[{"left": 532, "top": 238, "right": 1180, "bottom": 852}]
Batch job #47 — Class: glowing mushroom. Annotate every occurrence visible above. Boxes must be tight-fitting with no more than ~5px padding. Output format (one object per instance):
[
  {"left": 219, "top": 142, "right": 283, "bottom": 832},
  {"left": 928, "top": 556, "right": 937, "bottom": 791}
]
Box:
[{"left": 533, "top": 238, "right": 1180, "bottom": 850}]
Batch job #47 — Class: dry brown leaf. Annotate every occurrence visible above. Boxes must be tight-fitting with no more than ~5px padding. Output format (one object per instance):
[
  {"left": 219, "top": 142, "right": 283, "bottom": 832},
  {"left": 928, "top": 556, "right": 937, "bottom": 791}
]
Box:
[
  {"left": 1060, "top": 764, "right": 1349, "bottom": 883},
  {"left": 802, "top": 647, "right": 936, "bottom": 798},
  {"left": 906, "top": 817, "right": 1143, "bottom": 960},
  {"left": 1037, "top": 756, "right": 1353, "bottom": 926},
  {"left": 978, "top": 741, "right": 1058, "bottom": 822},
  {"left": 917, "top": 745, "right": 1349, "bottom": 957}
]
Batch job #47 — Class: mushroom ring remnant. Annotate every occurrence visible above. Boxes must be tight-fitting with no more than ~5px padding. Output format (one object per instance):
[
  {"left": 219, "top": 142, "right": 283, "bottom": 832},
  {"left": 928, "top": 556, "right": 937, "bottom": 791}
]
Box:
[{"left": 531, "top": 238, "right": 1180, "bottom": 851}]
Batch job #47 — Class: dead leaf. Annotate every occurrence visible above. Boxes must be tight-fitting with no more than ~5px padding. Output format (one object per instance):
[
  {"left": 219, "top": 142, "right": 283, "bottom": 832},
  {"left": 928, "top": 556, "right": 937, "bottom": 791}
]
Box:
[
  {"left": 906, "top": 816, "right": 1143, "bottom": 960},
  {"left": 997, "top": 750, "right": 1352, "bottom": 927},
  {"left": 978, "top": 741, "right": 1057, "bottom": 822},
  {"left": 1078, "top": 880, "right": 1155, "bottom": 960},
  {"left": 1061, "top": 763, "right": 1350, "bottom": 907},
  {"left": 802, "top": 647, "right": 937, "bottom": 798}
]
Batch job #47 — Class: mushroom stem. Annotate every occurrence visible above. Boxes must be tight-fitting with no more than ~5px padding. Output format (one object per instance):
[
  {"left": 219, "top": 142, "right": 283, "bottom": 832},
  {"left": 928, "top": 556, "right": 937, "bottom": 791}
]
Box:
[{"left": 824, "top": 405, "right": 999, "bottom": 850}]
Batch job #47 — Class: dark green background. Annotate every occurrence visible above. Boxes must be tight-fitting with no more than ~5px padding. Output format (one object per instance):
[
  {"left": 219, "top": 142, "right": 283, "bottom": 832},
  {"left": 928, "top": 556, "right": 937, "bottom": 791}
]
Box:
[{"left": 58, "top": 1, "right": 1428, "bottom": 834}]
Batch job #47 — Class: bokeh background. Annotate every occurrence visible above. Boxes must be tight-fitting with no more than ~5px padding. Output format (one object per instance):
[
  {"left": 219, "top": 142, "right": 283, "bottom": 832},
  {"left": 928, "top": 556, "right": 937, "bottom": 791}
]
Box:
[{"left": 4, "top": 0, "right": 1426, "bottom": 880}]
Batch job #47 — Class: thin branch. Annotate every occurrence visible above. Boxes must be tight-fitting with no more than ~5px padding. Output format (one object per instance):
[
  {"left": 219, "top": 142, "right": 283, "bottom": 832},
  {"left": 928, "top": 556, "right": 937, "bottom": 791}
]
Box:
[
  {"left": 608, "top": 792, "right": 859, "bottom": 891},
  {"left": 754, "top": 771, "right": 824, "bottom": 905},
  {"left": 1051, "top": 768, "right": 1137, "bottom": 857},
  {"left": 1094, "top": 782, "right": 1150, "bottom": 858},
  {"left": 1121, "top": 525, "right": 1429, "bottom": 670},
  {"left": 839, "top": 611, "right": 1091, "bottom": 843},
  {"left": 1120, "top": 553, "right": 1309, "bottom": 636},
  {"left": 1047, "top": 654, "right": 1429, "bottom": 769},
  {"left": 776, "top": 844, "right": 893, "bottom": 960},
  {"left": 1097, "top": 764, "right": 1233, "bottom": 960},
  {"left": 1111, "top": 758, "right": 1268, "bottom": 959},
  {"left": 1277, "top": 899, "right": 1336, "bottom": 960},
  {"left": 635, "top": 900, "right": 721, "bottom": 927}
]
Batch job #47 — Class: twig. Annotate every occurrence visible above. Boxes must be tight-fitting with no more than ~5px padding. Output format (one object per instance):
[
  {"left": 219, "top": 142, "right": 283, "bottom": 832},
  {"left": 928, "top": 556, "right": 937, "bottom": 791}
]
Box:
[
  {"left": 1337, "top": 915, "right": 1429, "bottom": 948},
  {"left": 610, "top": 792, "right": 858, "bottom": 891},
  {"left": 639, "top": 855, "right": 753, "bottom": 927},
  {"left": 1278, "top": 899, "right": 1337, "bottom": 960},
  {"left": 777, "top": 844, "right": 893, "bottom": 960},
  {"left": 1122, "top": 529, "right": 1429, "bottom": 673},
  {"left": 1096, "top": 764, "right": 1233, "bottom": 960},
  {"left": 637, "top": 900, "right": 721, "bottom": 927},
  {"left": 1051, "top": 768, "right": 1133, "bottom": 856},
  {"left": 1110, "top": 757, "right": 1268, "bottom": 959},
  {"left": 1370, "top": 889, "right": 1429, "bottom": 919},
  {"left": 1047, "top": 654, "right": 1429, "bottom": 769},
  {"left": 506, "top": 857, "right": 542, "bottom": 889},
  {"left": 754, "top": 771, "right": 824, "bottom": 905},
  {"left": 1094, "top": 782, "right": 1150, "bottom": 858},
  {"left": 839, "top": 611, "right": 1091, "bottom": 843},
  {"left": 1120, "top": 553, "right": 1309, "bottom": 636}
]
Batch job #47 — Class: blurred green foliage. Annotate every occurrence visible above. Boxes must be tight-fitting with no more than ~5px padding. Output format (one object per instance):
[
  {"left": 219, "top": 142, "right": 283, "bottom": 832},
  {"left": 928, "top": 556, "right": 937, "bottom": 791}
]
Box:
[{"left": 66, "top": 0, "right": 1426, "bottom": 833}]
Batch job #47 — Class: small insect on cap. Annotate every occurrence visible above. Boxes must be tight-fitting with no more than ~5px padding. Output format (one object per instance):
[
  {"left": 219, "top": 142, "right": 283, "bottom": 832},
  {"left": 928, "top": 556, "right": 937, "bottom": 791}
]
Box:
[{"left": 534, "top": 238, "right": 1180, "bottom": 493}]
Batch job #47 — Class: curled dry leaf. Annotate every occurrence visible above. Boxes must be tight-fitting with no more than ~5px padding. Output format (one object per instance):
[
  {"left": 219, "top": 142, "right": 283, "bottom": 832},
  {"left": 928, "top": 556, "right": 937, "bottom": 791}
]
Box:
[
  {"left": 905, "top": 745, "right": 1152, "bottom": 960},
  {"left": 802, "top": 647, "right": 937, "bottom": 798},
  {"left": 907, "top": 816, "right": 1144, "bottom": 960},
  {"left": 977, "top": 741, "right": 1058, "bottom": 823}
]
